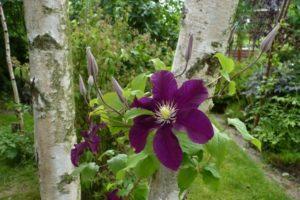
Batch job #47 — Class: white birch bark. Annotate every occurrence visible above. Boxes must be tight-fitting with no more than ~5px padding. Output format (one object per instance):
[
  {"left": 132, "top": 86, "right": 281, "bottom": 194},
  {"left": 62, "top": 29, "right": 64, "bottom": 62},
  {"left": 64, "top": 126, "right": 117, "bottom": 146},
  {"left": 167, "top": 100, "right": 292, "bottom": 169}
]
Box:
[
  {"left": 0, "top": 2, "right": 24, "bottom": 132},
  {"left": 23, "top": 1, "right": 80, "bottom": 199},
  {"left": 149, "top": 0, "right": 239, "bottom": 199}
]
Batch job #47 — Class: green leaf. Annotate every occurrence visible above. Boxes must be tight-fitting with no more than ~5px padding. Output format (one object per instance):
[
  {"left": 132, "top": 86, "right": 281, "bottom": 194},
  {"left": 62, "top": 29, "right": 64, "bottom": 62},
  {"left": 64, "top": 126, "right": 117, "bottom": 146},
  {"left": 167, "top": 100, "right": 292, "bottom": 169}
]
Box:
[
  {"left": 89, "top": 98, "right": 100, "bottom": 107},
  {"left": 132, "top": 181, "right": 149, "bottom": 200},
  {"left": 227, "top": 118, "right": 262, "bottom": 151},
  {"left": 107, "top": 154, "right": 128, "bottom": 174},
  {"left": 228, "top": 81, "right": 236, "bottom": 96},
  {"left": 99, "top": 150, "right": 115, "bottom": 161},
  {"left": 102, "top": 92, "right": 123, "bottom": 111},
  {"left": 150, "top": 58, "right": 167, "bottom": 71},
  {"left": 202, "top": 164, "right": 220, "bottom": 189},
  {"left": 116, "top": 152, "right": 148, "bottom": 180},
  {"left": 177, "top": 166, "right": 198, "bottom": 194},
  {"left": 215, "top": 53, "right": 235, "bottom": 73},
  {"left": 220, "top": 69, "right": 230, "bottom": 82},
  {"left": 135, "top": 155, "right": 159, "bottom": 179},
  {"left": 124, "top": 108, "right": 154, "bottom": 123},
  {"left": 205, "top": 125, "right": 230, "bottom": 166},
  {"left": 72, "top": 162, "right": 99, "bottom": 185},
  {"left": 128, "top": 73, "right": 148, "bottom": 94},
  {"left": 177, "top": 132, "right": 203, "bottom": 155}
]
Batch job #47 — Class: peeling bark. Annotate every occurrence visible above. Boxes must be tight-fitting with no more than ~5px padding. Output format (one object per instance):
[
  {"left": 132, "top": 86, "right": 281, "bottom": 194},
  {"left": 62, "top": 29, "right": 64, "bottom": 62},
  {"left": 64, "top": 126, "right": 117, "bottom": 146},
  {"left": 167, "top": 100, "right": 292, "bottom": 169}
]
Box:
[
  {"left": 148, "top": 0, "right": 239, "bottom": 199},
  {"left": 0, "top": 2, "right": 24, "bottom": 132},
  {"left": 23, "top": 1, "right": 80, "bottom": 199}
]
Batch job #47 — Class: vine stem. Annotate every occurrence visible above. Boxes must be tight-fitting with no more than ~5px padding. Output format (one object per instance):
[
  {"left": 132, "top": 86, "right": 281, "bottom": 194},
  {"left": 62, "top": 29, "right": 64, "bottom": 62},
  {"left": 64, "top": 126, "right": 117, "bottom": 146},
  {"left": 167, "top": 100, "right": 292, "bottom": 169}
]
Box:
[
  {"left": 93, "top": 76, "right": 123, "bottom": 116},
  {"left": 206, "top": 52, "right": 263, "bottom": 99}
]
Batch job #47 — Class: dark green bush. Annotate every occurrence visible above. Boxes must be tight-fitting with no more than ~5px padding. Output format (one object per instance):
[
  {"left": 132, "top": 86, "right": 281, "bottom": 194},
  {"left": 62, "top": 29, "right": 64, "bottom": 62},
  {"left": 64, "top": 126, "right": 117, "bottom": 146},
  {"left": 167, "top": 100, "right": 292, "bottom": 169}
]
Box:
[{"left": 0, "top": 131, "right": 34, "bottom": 164}]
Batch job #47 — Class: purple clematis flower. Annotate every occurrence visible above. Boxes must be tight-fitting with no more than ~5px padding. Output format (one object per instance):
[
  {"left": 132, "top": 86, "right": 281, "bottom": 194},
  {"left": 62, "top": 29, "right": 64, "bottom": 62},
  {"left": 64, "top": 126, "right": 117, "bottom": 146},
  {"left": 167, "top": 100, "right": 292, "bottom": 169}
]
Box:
[
  {"left": 71, "top": 123, "right": 104, "bottom": 166},
  {"left": 107, "top": 189, "right": 122, "bottom": 200},
  {"left": 129, "top": 70, "right": 214, "bottom": 171}
]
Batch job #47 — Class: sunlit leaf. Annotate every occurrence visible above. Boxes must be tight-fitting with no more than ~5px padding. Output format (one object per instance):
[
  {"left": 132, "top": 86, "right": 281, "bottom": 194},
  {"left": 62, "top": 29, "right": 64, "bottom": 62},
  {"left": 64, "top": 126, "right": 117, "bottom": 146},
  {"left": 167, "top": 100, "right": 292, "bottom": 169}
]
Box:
[
  {"left": 227, "top": 118, "right": 262, "bottom": 151},
  {"left": 124, "top": 108, "right": 154, "bottom": 123},
  {"left": 150, "top": 58, "right": 167, "bottom": 71},
  {"left": 228, "top": 81, "right": 236, "bottom": 96}
]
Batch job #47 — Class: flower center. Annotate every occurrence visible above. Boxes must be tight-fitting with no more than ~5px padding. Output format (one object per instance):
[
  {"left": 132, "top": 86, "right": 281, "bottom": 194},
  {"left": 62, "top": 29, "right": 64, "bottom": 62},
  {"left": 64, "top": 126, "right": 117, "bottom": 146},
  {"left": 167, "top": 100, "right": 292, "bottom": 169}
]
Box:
[{"left": 155, "top": 102, "right": 177, "bottom": 125}]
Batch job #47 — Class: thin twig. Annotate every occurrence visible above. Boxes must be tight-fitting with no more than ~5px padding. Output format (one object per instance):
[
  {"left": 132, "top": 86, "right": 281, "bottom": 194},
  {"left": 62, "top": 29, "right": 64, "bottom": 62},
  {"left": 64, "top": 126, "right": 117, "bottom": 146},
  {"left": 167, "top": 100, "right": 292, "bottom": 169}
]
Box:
[
  {"left": 93, "top": 76, "right": 123, "bottom": 116},
  {"left": 217, "top": 52, "right": 263, "bottom": 96}
]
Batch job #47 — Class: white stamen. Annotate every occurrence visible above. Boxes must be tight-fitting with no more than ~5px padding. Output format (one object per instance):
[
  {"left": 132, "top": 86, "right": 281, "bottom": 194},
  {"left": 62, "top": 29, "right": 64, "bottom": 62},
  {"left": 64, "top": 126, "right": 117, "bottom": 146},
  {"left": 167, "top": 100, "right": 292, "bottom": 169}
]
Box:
[{"left": 154, "top": 101, "right": 178, "bottom": 125}]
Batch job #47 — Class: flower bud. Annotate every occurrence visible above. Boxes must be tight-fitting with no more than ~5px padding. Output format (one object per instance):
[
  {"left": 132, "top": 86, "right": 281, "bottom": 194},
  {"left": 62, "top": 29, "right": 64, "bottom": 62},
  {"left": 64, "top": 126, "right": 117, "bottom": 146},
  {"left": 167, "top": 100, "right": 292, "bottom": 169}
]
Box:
[
  {"left": 86, "top": 47, "right": 99, "bottom": 78},
  {"left": 88, "top": 75, "right": 94, "bottom": 86},
  {"left": 79, "top": 75, "right": 87, "bottom": 96},
  {"left": 260, "top": 23, "right": 280, "bottom": 53},
  {"left": 111, "top": 77, "right": 127, "bottom": 104},
  {"left": 185, "top": 34, "right": 193, "bottom": 62}
]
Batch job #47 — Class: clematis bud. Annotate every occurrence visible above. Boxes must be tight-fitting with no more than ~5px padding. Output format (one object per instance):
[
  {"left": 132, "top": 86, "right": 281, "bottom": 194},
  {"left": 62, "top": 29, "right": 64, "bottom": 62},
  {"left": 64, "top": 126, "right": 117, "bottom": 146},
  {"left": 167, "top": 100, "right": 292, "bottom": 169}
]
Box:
[
  {"left": 185, "top": 34, "right": 193, "bottom": 62},
  {"left": 260, "top": 23, "right": 280, "bottom": 53},
  {"left": 79, "top": 75, "right": 87, "bottom": 96},
  {"left": 86, "top": 47, "right": 99, "bottom": 78},
  {"left": 111, "top": 77, "right": 127, "bottom": 105},
  {"left": 87, "top": 75, "right": 94, "bottom": 86}
]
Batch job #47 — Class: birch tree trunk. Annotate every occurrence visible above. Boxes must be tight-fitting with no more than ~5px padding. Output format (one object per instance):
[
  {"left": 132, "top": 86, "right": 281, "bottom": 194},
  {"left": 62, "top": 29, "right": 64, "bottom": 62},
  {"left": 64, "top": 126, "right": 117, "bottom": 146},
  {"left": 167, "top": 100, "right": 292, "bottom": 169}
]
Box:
[
  {"left": 0, "top": 2, "right": 24, "bottom": 132},
  {"left": 23, "top": 1, "right": 80, "bottom": 199},
  {"left": 148, "top": 0, "right": 238, "bottom": 199}
]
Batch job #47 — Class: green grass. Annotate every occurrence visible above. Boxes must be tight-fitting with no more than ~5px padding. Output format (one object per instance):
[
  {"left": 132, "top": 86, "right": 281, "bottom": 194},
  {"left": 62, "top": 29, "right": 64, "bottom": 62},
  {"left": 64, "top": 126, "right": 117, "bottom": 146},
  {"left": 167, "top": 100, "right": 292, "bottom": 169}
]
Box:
[
  {"left": 0, "top": 161, "right": 39, "bottom": 200},
  {"left": 188, "top": 141, "right": 291, "bottom": 200},
  {"left": 0, "top": 111, "right": 39, "bottom": 200},
  {"left": 0, "top": 112, "right": 291, "bottom": 200}
]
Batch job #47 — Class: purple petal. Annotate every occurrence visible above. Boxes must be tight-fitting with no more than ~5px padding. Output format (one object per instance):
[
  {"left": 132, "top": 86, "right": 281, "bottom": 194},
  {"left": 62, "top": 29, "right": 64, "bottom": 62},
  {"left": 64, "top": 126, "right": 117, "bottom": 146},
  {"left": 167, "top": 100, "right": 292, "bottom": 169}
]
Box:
[
  {"left": 131, "top": 97, "right": 156, "bottom": 112},
  {"left": 175, "top": 79, "right": 208, "bottom": 109},
  {"left": 87, "top": 134, "right": 100, "bottom": 154},
  {"left": 153, "top": 126, "right": 183, "bottom": 171},
  {"left": 150, "top": 70, "right": 177, "bottom": 101},
  {"left": 71, "top": 142, "right": 89, "bottom": 166},
  {"left": 129, "top": 116, "right": 157, "bottom": 153},
  {"left": 175, "top": 109, "right": 214, "bottom": 144},
  {"left": 107, "top": 189, "right": 122, "bottom": 200}
]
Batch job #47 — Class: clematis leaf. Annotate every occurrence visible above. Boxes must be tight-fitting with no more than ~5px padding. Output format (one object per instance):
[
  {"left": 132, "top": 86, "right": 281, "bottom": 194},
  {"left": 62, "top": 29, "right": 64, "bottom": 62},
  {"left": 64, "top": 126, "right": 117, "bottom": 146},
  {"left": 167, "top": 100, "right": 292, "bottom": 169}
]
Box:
[
  {"left": 134, "top": 155, "right": 159, "bottom": 179},
  {"left": 124, "top": 108, "right": 154, "bottom": 123},
  {"left": 202, "top": 163, "right": 220, "bottom": 190},
  {"left": 205, "top": 125, "right": 230, "bottom": 166},
  {"left": 177, "top": 132, "right": 203, "bottom": 155},
  {"left": 178, "top": 166, "right": 197, "bottom": 195},
  {"left": 228, "top": 81, "right": 236, "bottom": 96},
  {"left": 107, "top": 154, "right": 128, "bottom": 174},
  {"left": 215, "top": 53, "right": 235, "bottom": 74},
  {"left": 128, "top": 73, "right": 148, "bottom": 94},
  {"left": 72, "top": 162, "right": 99, "bottom": 186},
  {"left": 227, "top": 118, "right": 262, "bottom": 151},
  {"left": 150, "top": 58, "right": 167, "bottom": 71},
  {"left": 220, "top": 69, "right": 230, "bottom": 82},
  {"left": 102, "top": 92, "right": 123, "bottom": 111},
  {"left": 132, "top": 182, "right": 149, "bottom": 200}
]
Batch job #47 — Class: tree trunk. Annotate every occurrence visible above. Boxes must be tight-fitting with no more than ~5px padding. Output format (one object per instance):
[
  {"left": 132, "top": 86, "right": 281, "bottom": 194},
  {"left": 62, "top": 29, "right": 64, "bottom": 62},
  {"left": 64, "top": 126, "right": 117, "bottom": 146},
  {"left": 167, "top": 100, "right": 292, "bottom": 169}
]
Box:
[
  {"left": 23, "top": 1, "right": 80, "bottom": 200},
  {"left": 0, "top": 2, "right": 24, "bottom": 132},
  {"left": 148, "top": 0, "right": 239, "bottom": 199}
]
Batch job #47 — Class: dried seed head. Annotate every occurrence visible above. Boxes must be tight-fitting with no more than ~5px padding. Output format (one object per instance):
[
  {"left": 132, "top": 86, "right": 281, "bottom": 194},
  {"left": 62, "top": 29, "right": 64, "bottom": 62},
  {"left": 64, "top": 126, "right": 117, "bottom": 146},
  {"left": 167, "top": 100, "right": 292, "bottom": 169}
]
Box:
[
  {"left": 185, "top": 34, "right": 193, "bottom": 62},
  {"left": 260, "top": 23, "right": 280, "bottom": 53},
  {"left": 86, "top": 47, "right": 99, "bottom": 78},
  {"left": 79, "top": 75, "right": 87, "bottom": 96}
]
